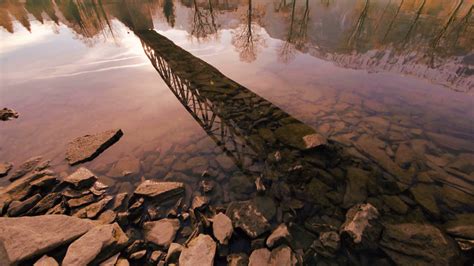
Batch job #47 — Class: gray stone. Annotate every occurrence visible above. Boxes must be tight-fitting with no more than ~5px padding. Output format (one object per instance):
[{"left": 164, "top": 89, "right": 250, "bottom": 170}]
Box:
[
  {"left": 67, "top": 194, "right": 95, "bottom": 208},
  {"left": 74, "top": 196, "right": 113, "bottom": 219},
  {"left": 7, "top": 193, "right": 42, "bottom": 216},
  {"left": 33, "top": 255, "right": 58, "bottom": 266},
  {"left": 340, "top": 203, "right": 380, "bottom": 248},
  {"left": 226, "top": 200, "right": 271, "bottom": 238},
  {"left": 165, "top": 243, "right": 183, "bottom": 263},
  {"left": 134, "top": 180, "right": 184, "bottom": 201},
  {"left": 27, "top": 193, "right": 62, "bottom": 215},
  {"left": 0, "top": 162, "right": 13, "bottom": 177},
  {"left": 66, "top": 129, "right": 123, "bottom": 165},
  {"left": 64, "top": 167, "right": 97, "bottom": 188},
  {"left": 143, "top": 219, "right": 180, "bottom": 247},
  {"left": 380, "top": 223, "right": 461, "bottom": 265},
  {"left": 179, "top": 234, "right": 216, "bottom": 266},
  {"left": 266, "top": 223, "right": 290, "bottom": 248},
  {"left": 249, "top": 248, "right": 271, "bottom": 266},
  {"left": 63, "top": 223, "right": 129, "bottom": 266},
  {"left": 0, "top": 215, "right": 94, "bottom": 264},
  {"left": 0, "top": 108, "right": 19, "bottom": 121},
  {"left": 212, "top": 213, "right": 233, "bottom": 245}
]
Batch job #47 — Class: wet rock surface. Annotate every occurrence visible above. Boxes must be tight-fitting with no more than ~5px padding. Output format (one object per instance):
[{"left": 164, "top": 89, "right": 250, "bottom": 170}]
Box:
[
  {"left": 0, "top": 162, "right": 13, "bottom": 178},
  {"left": 0, "top": 215, "right": 94, "bottom": 264},
  {"left": 66, "top": 129, "right": 123, "bottom": 165}
]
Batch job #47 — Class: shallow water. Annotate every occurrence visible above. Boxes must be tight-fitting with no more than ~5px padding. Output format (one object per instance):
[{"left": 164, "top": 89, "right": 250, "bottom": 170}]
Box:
[{"left": 1, "top": 0, "right": 474, "bottom": 264}]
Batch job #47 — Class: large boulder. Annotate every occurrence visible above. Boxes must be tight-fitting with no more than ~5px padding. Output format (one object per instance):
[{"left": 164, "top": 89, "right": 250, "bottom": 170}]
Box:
[
  {"left": 66, "top": 129, "right": 123, "bottom": 165},
  {"left": 380, "top": 223, "right": 461, "bottom": 265},
  {"left": 179, "top": 234, "right": 216, "bottom": 266},
  {"left": 134, "top": 180, "right": 184, "bottom": 202},
  {"left": 143, "top": 218, "right": 180, "bottom": 247},
  {"left": 0, "top": 215, "right": 94, "bottom": 265},
  {"left": 63, "top": 223, "right": 129, "bottom": 266}
]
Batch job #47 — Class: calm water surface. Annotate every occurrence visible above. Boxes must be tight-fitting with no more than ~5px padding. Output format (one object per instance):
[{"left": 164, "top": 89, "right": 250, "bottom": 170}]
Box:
[{"left": 0, "top": 0, "right": 474, "bottom": 263}]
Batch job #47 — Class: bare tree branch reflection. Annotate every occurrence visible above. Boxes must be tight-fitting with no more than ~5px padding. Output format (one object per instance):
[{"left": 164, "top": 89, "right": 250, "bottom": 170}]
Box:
[
  {"left": 189, "top": 0, "right": 219, "bottom": 41},
  {"left": 231, "top": 0, "right": 266, "bottom": 62},
  {"left": 278, "top": 0, "right": 310, "bottom": 63}
]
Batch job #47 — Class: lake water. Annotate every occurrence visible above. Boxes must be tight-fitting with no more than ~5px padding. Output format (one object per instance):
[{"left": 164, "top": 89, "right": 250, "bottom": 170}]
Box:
[{"left": 1, "top": 0, "right": 473, "bottom": 264}]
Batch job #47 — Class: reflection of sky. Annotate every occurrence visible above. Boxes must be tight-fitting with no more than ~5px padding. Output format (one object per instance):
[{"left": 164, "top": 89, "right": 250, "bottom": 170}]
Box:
[{"left": 1, "top": 20, "right": 148, "bottom": 87}]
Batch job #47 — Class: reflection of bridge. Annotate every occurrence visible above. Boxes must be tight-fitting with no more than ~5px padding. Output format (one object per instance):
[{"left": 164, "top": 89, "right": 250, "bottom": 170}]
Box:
[{"left": 137, "top": 29, "right": 326, "bottom": 174}]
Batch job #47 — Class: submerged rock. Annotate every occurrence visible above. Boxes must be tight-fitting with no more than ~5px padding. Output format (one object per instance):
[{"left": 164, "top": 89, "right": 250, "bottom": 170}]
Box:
[
  {"left": 212, "top": 213, "right": 233, "bottom": 245},
  {"left": 0, "top": 215, "right": 94, "bottom": 265},
  {"left": 8, "top": 156, "right": 45, "bottom": 181},
  {"left": 143, "top": 218, "right": 180, "bottom": 247},
  {"left": 63, "top": 167, "right": 97, "bottom": 189},
  {"left": 342, "top": 167, "right": 370, "bottom": 208},
  {"left": 340, "top": 203, "right": 380, "bottom": 249},
  {"left": 0, "top": 162, "right": 13, "bottom": 178},
  {"left": 0, "top": 108, "right": 19, "bottom": 121},
  {"left": 444, "top": 214, "right": 474, "bottom": 239},
  {"left": 63, "top": 223, "right": 129, "bottom": 266},
  {"left": 106, "top": 157, "right": 141, "bottom": 178},
  {"left": 275, "top": 123, "right": 326, "bottom": 150},
  {"left": 66, "top": 129, "right": 123, "bottom": 165},
  {"left": 134, "top": 180, "right": 184, "bottom": 201},
  {"left": 409, "top": 184, "right": 440, "bottom": 217},
  {"left": 226, "top": 200, "right": 271, "bottom": 238},
  {"left": 179, "top": 234, "right": 216, "bottom": 266},
  {"left": 380, "top": 223, "right": 461, "bottom": 265}
]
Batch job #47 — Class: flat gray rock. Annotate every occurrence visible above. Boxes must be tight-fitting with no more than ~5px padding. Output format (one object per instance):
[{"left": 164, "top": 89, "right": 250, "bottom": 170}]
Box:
[
  {"left": 143, "top": 218, "right": 180, "bottom": 247},
  {"left": 179, "top": 234, "right": 216, "bottom": 266},
  {"left": 0, "top": 215, "right": 94, "bottom": 265},
  {"left": 66, "top": 129, "right": 123, "bottom": 165},
  {"left": 63, "top": 167, "right": 97, "bottom": 189},
  {"left": 134, "top": 180, "right": 184, "bottom": 201},
  {"left": 63, "top": 223, "right": 129, "bottom": 266}
]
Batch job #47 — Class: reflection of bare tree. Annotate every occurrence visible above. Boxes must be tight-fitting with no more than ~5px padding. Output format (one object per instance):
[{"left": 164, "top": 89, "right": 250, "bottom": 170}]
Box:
[
  {"left": 402, "top": 0, "right": 426, "bottom": 47},
  {"left": 383, "top": 0, "right": 404, "bottom": 42},
  {"left": 347, "top": 0, "right": 370, "bottom": 48},
  {"left": 231, "top": 0, "right": 266, "bottom": 62},
  {"left": 431, "top": 0, "right": 465, "bottom": 48},
  {"left": 163, "top": 0, "right": 176, "bottom": 28},
  {"left": 190, "top": 0, "right": 219, "bottom": 41},
  {"left": 278, "top": 0, "right": 310, "bottom": 63}
]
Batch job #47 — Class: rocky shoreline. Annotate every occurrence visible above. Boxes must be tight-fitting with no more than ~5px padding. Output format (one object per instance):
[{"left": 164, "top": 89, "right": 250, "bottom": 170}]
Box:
[{"left": 1, "top": 127, "right": 473, "bottom": 265}]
